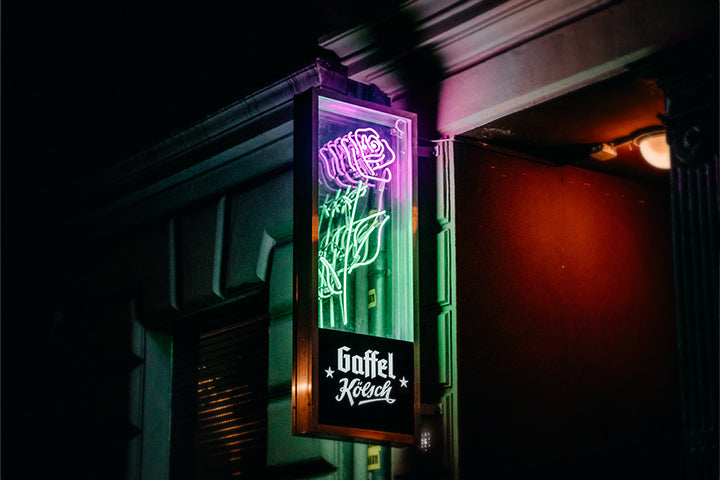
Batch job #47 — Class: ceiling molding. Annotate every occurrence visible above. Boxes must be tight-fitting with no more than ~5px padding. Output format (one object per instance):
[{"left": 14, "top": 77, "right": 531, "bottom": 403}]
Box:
[
  {"left": 433, "top": 0, "right": 716, "bottom": 136},
  {"left": 320, "top": 0, "right": 615, "bottom": 98},
  {"left": 322, "top": 0, "right": 715, "bottom": 137},
  {"left": 75, "top": 58, "right": 388, "bottom": 237},
  {"left": 79, "top": 59, "right": 346, "bottom": 201}
]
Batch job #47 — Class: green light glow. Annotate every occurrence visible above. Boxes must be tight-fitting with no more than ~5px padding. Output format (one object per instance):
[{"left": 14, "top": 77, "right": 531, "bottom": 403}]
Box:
[
  {"left": 318, "top": 181, "right": 390, "bottom": 327},
  {"left": 317, "top": 97, "right": 414, "bottom": 342}
]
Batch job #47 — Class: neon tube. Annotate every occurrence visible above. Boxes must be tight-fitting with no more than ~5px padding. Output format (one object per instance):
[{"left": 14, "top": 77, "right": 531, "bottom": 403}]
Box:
[
  {"left": 319, "top": 127, "right": 396, "bottom": 191},
  {"left": 318, "top": 181, "right": 389, "bottom": 325},
  {"left": 318, "top": 126, "right": 398, "bottom": 331}
]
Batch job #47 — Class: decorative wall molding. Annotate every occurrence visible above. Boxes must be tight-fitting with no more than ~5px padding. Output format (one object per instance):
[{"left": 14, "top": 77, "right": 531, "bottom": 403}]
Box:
[
  {"left": 84, "top": 60, "right": 342, "bottom": 197},
  {"left": 434, "top": 138, "right": 459, "bottom": 477},
  {"left": 76, "top": 59, "right": 386, "bottom": 238},
  {"left": 321, "top": 0, "right": 615, "bottom": 99},
  {"left": 321, "top": 0, "right": 716, "bottom": 136},
  {"left": 651, "top": 37, "right": 719, "bottom": 479}
]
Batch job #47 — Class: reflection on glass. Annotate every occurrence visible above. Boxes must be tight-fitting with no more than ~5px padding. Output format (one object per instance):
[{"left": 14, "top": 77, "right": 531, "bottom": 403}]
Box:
[{"left": 317, "top": 97, "right": 413, "bottom": 342}]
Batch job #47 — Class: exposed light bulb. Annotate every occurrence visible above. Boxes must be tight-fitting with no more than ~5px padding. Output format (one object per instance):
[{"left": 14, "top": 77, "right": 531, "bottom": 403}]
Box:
[{"left": 637, "top": 132, "right": 671, "bottom": 169}]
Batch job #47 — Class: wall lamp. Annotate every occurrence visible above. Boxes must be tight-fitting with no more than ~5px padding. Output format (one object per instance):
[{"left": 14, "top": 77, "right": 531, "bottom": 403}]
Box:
[
  {"left": 590, "top": 127, "right": 671, "bottom": 169},
  {"left": 632, "top": 128, "right": 670, "bottom": 169}
]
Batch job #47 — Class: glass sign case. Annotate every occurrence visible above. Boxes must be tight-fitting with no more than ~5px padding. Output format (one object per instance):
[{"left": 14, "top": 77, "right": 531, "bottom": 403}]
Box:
[{"left": 293, "top": 89, "right": 418, "bottom": 444}]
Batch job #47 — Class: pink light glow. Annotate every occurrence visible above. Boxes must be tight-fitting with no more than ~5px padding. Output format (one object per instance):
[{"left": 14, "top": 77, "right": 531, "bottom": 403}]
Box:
[{"left": 319, "top": 128, "right": 396, "bottom": 190}]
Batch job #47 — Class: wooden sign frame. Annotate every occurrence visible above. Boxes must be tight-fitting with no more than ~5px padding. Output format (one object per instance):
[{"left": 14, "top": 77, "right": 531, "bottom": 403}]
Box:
[{"left": 292, "top": 88, "right": 419, "bottom": 444}]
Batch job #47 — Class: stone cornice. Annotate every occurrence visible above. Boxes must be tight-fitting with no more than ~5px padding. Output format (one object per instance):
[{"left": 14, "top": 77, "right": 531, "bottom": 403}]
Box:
[
  {"left": 81, "top": 58, "right": 346, "bottom": 202},
  {"left": 322, "top": 0, "right": 716, "bottom": 137},
  {"left": 76, "top": 58, "right": 387, "bottom": 236},
  {"left": 320, "top": 0, "right": 616, "bottom": 99}
]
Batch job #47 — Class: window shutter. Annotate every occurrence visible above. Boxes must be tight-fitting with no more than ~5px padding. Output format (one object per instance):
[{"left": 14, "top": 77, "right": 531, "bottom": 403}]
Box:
[{"left": 171, "top": 317, "right": 269, "bottom": 479}]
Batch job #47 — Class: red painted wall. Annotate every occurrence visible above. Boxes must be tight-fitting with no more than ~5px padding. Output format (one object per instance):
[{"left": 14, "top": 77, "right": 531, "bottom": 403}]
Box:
[{"left": 454, "top": 143, "right": 681, "bottom": 478}]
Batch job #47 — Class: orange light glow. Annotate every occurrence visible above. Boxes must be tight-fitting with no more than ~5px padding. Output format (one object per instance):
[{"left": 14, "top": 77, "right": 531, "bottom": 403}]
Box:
[{"left": 637, "top": 132, "right": 670, "bottom": 169}]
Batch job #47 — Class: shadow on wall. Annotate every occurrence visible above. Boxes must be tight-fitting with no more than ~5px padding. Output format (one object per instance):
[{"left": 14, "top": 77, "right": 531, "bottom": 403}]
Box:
[
  {"left": 330, "top": 0, "right": 446, "bottom": 139},
  {"left": 376, "top": 10, "right": 444, "bottom": 140}
]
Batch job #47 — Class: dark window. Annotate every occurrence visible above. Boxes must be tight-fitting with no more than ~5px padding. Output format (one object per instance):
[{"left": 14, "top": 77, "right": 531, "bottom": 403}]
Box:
[{"left": 171, "top": 315, "right": 269, "bottom": 479}]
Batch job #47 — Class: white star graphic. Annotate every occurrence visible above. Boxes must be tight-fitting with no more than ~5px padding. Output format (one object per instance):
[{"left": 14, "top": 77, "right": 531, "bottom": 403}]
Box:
[
  {"left": 325, "top": 366, "right": 335, "bottom": 378},
  {"left": 399, "top": 376, "right": 408, "bottom": 388}
]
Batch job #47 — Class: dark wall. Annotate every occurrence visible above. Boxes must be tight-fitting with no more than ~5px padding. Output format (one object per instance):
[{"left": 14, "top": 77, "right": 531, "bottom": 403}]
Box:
[{"left": 454, "top": 143, "right": 681, "bottom": 479}]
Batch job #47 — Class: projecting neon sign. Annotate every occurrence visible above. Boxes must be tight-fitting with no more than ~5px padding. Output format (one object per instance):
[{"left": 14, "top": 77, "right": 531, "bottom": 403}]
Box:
[{"left": 293, "top": 88, "right": 418, "bottom": 444}]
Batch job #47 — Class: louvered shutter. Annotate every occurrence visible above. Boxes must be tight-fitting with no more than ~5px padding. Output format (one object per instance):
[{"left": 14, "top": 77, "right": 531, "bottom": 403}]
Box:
[{"left": 171, "top": 317, "right": 269, "bottom": 479}]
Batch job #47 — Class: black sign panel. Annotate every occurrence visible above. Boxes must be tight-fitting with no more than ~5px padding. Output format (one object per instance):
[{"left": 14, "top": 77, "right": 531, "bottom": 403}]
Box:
[{"left": 318, "top": 329, "right": 414, "bottom": 435}]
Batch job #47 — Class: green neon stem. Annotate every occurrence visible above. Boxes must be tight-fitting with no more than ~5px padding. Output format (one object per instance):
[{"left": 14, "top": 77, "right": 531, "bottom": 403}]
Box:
[
  {"left": 341, "top": 182, "right": 362, "bottom": 324},
  {"left": 318, "top": 175, "right": 390, "bottom": 333}
]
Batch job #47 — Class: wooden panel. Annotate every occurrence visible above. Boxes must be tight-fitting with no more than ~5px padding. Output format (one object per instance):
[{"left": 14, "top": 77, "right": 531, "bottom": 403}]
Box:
[
  {"left": 436, "top": 141, "right": 453, "bottom": 226},
  {"left": 436, "top": 229, "right": 453, "bottom": 306},
  {"left": 659, "top": 46, "right": 720, "bottom": 478},
  {"left": 437, "top": 311, "right": 452, "bottom": 387}
]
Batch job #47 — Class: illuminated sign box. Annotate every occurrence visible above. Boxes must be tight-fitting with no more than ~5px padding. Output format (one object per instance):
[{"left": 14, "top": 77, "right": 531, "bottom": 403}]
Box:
[{"left": 293, "top": 88, "right": 418, "bottom": 444}]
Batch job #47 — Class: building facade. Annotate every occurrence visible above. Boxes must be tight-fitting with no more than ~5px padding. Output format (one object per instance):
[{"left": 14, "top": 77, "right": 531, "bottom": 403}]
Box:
[{"left": 20, "top": 0, "right": 717, "bottom": 479}]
